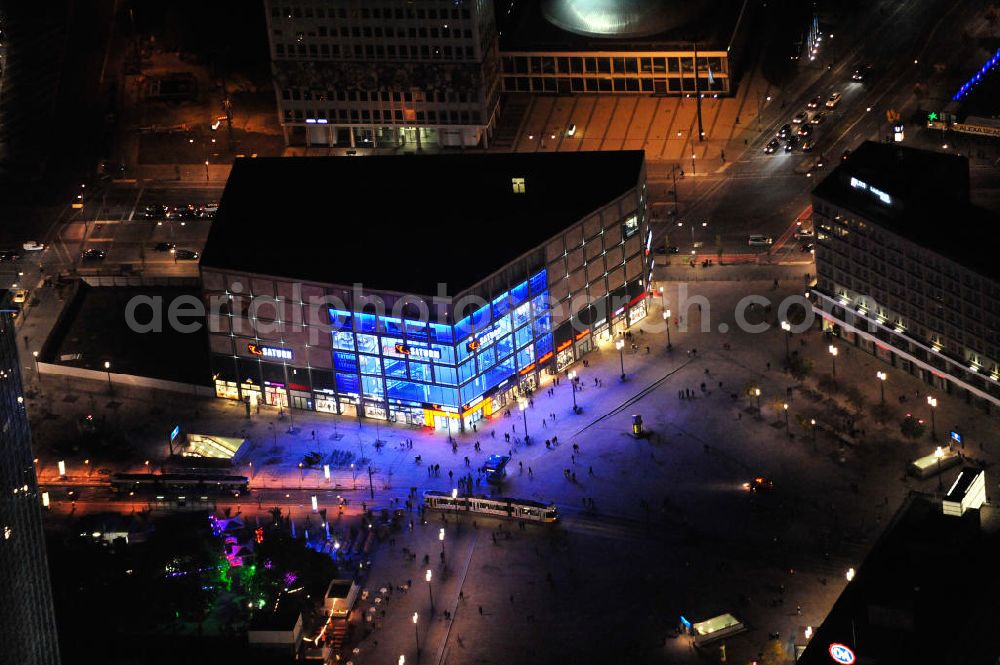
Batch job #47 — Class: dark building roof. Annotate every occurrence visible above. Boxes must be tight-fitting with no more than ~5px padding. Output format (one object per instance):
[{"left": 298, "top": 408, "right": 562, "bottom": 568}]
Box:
[
  {"left": 812, "top": 141, "right": 1000, "bottom": 282},
  {"left": 798, "top": 495, "right": 1000, "bottom": 665},
  {"left": 202, "top": 152, "right": 645, "bottom": 296},
  {"left": 248, "top": 602, "right": 301, "bottom": 632},
  {"left": 500, "top": 0, "right": 742, "bottom": 51}
]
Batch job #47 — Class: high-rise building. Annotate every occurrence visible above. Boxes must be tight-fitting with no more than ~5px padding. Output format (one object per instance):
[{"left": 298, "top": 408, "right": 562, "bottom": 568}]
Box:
[
  {"left": 811, "top": 142, "right": 1000, "bottom": 413},
  {"left": 0, "top": 291, "right": 60, "bottom": 665},
  {"left": 264, "top": 0, "right": 500, "bottom": 149}
]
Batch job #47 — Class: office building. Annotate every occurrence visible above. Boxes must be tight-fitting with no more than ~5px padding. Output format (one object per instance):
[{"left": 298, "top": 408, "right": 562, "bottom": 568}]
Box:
[
  {"left": 497, "top": 0, "right": 754, "bottom": 96},
  {"left": 811, "top": 141, "right": 1000, "bottom": 412},
  {"left": 0, "top": 291, "right": 61, "bottom": 665},
  {"left": 200, "top": 151, "right": 650, "bottom": 432},
  {"left": 263, "top": 0, "right": 501, "bottom": 149}
]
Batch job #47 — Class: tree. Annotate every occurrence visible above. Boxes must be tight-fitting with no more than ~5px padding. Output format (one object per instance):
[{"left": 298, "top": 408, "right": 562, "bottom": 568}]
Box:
[
  {"left": 760, "top": 637, "right": 789, "bottom": 665},
  {"left": 900, "top": 415, "right": 926, "bottom": 440},
  {"left": 844, "top": 385, "right": 866, "bottom": 412},
  {"left": 788, "top": 355, "right": 812, "bottom": 380}
]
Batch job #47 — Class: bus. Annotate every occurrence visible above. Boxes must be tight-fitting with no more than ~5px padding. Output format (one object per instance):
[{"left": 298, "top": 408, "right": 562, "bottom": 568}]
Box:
[
  {"left": 423, "top": 491, "right": 558, "bottom": 523},
  {"left": 109, "top": 473, "right": 249, "bottom": 498}
]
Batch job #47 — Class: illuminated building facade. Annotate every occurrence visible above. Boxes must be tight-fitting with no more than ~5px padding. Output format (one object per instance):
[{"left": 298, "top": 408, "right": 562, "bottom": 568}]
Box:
[
  {"left": 200, "top": 151, "right": 650, "bottom": 432},
  {"left": 0, "top": 292, "right": 61, "bottom": 665},
  {"left": 811, "top": 142, "right": 1000, "bottom": 412},
  {"left": 263, "top": 0, "right": 501, "bottom": 148},
  {"left": 497, "top": 0, "right": 753, "bottom": 96}
]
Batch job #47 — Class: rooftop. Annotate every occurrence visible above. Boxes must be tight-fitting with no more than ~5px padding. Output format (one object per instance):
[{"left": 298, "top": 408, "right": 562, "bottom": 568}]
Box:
[
  {"left": 202, "top": 152, "right": 645, "bottom": 297},
  {"left": 500, "top": 0, "right": 744, "bottom": 52},
  {"left": 812, "top": 141, "right": 1000, "bottom": 282},
  {"left": 798, "top": 494, "right": 1000, "bottom": 665}
]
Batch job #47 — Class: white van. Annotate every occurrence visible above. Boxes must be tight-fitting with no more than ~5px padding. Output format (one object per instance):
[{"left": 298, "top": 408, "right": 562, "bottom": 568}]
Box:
[{"left": 748, "top": 234, "right": 774, "bottom": 246}]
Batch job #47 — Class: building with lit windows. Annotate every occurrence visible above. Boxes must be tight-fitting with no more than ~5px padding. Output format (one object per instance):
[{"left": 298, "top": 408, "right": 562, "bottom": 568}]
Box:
[
  {"left": 200, "top": 151, "right": 651, "bottom": 432},
  {"left": 811, "top": 142, "right": 1000, "bottom": 413},
  {"left": 263, "top": 0, "right": 501, "bottom": 148},
  {"left": 0, "top": 291, "right": 61, "bottom": 665},
  {"left": 497, "top": 0, "right": 754, "bottom": 96}
]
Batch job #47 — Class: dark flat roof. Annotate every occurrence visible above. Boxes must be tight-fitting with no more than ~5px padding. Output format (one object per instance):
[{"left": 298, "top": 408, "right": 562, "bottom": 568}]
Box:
[
  {"left": 499, "top": 0, "right": 745, "bottom": 52},
  {"left": 813, "top": 141, "right": 1000, "bottom": 282},
  {"left": 202, "top": 152, "right": 644, "bottom": 296}
]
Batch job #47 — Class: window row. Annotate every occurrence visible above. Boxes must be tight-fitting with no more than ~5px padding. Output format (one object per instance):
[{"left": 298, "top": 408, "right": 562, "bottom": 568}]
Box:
[
  {"left": 280, "top": 25, "right": 474, "bottom": 40},
  {"left": 283, "top": 87, "right": 479, "bottom": 104},
  {"left": 283, "top": 108, "right": 483, "bottom": 125},
  {"left": 275, "top": 41, "right": 476, "bottom": 60},
  {"left": 502, "top": 55, "right": 726, "bottom": 76},
  {"left": 503, "top": 75, "right": 728, "bottom": 94}
]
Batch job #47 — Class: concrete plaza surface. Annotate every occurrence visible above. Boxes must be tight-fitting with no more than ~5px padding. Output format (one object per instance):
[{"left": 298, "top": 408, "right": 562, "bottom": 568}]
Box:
[{"left": 27, "top": 279, "right": 1000, "bottom": 664}]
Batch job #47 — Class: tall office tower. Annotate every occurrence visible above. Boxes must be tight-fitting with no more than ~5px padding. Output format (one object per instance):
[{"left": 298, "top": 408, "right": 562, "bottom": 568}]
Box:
[
  {"left": 0, "top": 292, "right": 60, "bottom": 665},
  {"left": 264, "top": 0, "right": 500, "bottom": 149}
]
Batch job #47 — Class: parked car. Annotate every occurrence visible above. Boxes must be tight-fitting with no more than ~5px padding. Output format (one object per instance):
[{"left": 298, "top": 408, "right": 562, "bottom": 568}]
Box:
[
  {"left": 154, "top": 242, "right": 176, "bottom": 252},
  {"left": 748, "top": 234, "right": 774, "bottom": 246},
  {"left": 22, "top": 240, "right": 45, "bottom": 252},
  {"left": 141, "top": 205, "right": 169, "bottom": 219},
  {"left": 794, "top": 228, "right": 815, "bottom": 239},
  {"left": 12, "top": 289, "right": 28, "bottom": 304},
  {"left": 743, "top": 476, "right": 774, "bottom": 493},
  {"left": 174, "top": 249, "right": 199, "bottom": 261},
  {"left": 81, "top": 249, "right": 106, "bottom": 261},
  {"left": 167, "top": 205, "right": 198, "bottom": 220},
  {"left": 655, "top": 245, "right": 680, "bottom": 255},
  {"left": 800, "top": 242, "right": 816, "bottom": 253},
  {"left": 199, "top": 202, "right": 218, "bottom": 218}
]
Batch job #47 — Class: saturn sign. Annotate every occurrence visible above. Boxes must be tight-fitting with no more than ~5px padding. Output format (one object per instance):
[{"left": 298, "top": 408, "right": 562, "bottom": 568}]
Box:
[{"left": 828, "top": 643, "right": 856, "bottom": 664}]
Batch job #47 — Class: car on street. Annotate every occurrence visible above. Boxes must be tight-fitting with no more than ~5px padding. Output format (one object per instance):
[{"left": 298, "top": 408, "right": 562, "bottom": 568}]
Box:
[
  {"left": 141, "top": 205, "right": 169, "bottom": 219},
  {"left": 0, "top": 249, "right": 21, "bottom": 262},
  {"left": 825, "top": 92, "right": 842, "bottom": 108},
  {"left": 801, "top": 139, "right": 815, "bottom": 152},
  {"left": 796, "top": 124, "right": 813, "bottom": 138},
  {"left": 852, "top": 64, "right": 871, "bottom": 81},
  {"left": 777, "top": 123, "right": 793, "bottom": 139},
  {"left": 174, "top": 249, "right": 199, "bottom": 261},
  {"left": 743, "top": 477, "right": 774, "bottom": 493},
  {"left": 806, "top": 95, "right": 822, "bottom": 109},
  {"left": 199, "top": 202, "right": 218, "bottom": 218},
  {"left": 794, "top": 227, "right": 815, "bottom": 239},
  {"left": 154, "top": 242, "right": 176, "bottom": 252},
  {"left": 764, "top": 138, "right": 781, "bottom": 154},
  {"left": 167, "top": 205, "right": 198, "bottom": 220},
  {"left": 841, "top": 148, "right": 852, "bottom": 161},
  {"left": 800, "top": 242, "right": 816, "bottom": 253},
  {"left": 810, "top": 112, "right": 826, "bottom": 125},
  {"left": 655, "top": 245, "right": 680, "bottom": 254},
  {"left": 22, "top": 240, "right": 45, "bottom": 252},
  {"left": 792, "top": 111, "right": 808, "bottom": 124},
  {"left": 81, "top": 249, "right": 106, "bottom": 261},
  {"left": 784, "top": 136, "right": 799, "bottom": 152},
  {"left": 748, "top": 234, "right": 774, "bottom": 246},
  {"left": 12, "top": 289, "right": 28, "bottom": 304}
]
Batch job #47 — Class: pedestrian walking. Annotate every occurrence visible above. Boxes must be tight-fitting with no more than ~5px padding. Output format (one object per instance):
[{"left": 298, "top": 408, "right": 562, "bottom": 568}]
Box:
[{"left": 479, "top": 606, "right": 483, "bottom": 615}]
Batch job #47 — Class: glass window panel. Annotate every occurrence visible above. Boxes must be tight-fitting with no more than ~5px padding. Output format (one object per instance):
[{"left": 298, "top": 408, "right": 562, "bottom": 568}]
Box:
[
  {"left": 432, "top": 344, "right": 455, "bottom": 364},
  {"left": 472, "top": 304, "right": 491, "bottom": 329},
  {"left": 333, "top": 351, "right": 358, "bottom": 372},
  {"left": 535, "top": 333, "right": 553, "bottom": 359},
  {"left": 381, "top": 337, "right": 406, "bottom": 358},
  {"left": 513, "top": 302, "right": 532, "bottom": 329},
  {"left": 405, "top": 320, "right": 429, "bottom": 340},
  {"left": 427, "top": 384, "right": 459, "bottom": 408},
  {"left": 336, "top": 373, "right": 359, "bottom": 394},
  {"left": 356, "top": 312, "right": 376, "bottom": 333},
  {"left": 457, "top": 338, "right": 473, "bottom": 363},
  {"left": 492, "top": 291, "right": 511, "bottom": 318},
  {"left": 329, "top": 309, "right": 352, "bottom": 330},
  {"left": 362, "top": 375, "right": 384, "bottom": 398},
  {"left": 381, "top": 316, "right": 404, "bottom": 335},
  {"left": 409, "top": 361, "right": 432, "bottom": 382},
  {"left": 332, "top": 331, "right": 356, "bottom": 351},
  {"left": 430, "top": 322, "right": 453, "bottom": 342},
  {"left": 356, "top": 334, "right": 378, "bottom": 354},
  {"left": 531, "top": 292, "right": 549, "bottom": 314},
  {"left": 511, "top": 280, "right": 529, "bottom": 305},
  {"left": 359, "top": 354, "right": 382, "bottom": 375},
  {"left": 529, "top": 269, "right": 547, "bottom": 294},
  {"left": 434, "top": 365, "right": 458, "bottom": 385},
  {"left": 533, "top": 313, "right": 551, "bottom": 337},
  {"left": 477, "top": 346, "right": 496, "bottom": 372},
  {"left": 515, "top": 324, "right": 533, "bottom": 349},
  {"left": 495, "top": 334, "right": 514, "bottom": 360},
  {"left": 517, "top": 345, "right": 535, "bottom": 369},
  {"left": 384, "top": 357, "right": 408, "bottom": 378},
  {"left": 454, "top": 314, "right": 474, "bottom": 340},
  {"left": 458, "top": 357, "right": 477, "bottom": 383}
]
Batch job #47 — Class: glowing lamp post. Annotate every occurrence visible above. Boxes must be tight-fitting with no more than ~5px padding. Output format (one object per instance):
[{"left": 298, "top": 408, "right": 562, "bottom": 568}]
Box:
[
  {"left": 439, "top": 527, "right": 445, "bottom": 557},
  {"left": 754, "top": 387, "right": 761, "bottom": 416},
  {"left": 828, "top": 345, "right": 838, "bottom": 380},
  {"left": 783, "top": 403, "right": 790, "bottom": 436},
  {"left": 845, "top": 567, "right": 855, "bottom": 582},
  {"left": 781, "top": 320, "right": 791, "bottom": 361},
  {"left": 104, "top": 361, "right": 112, "bottom": 394},
  {"left": 810, "top": 418, "right": 817, "bottom": 448},
  {"left": 927, "top": 396, "right": 938, "bottom": 441},
  {"left": 412, "top": 612, "right": 420, "bottom": 660},
  {"left": 568, "top": 370, "right": 579, "bottom": 412},
  {"left": 518, "top": 397, "right": 529, "bottom": 441},
  {"left": 616, "top": 338, "right": 625, "bottom": 381},
  {"left": 426, "top": 568, "right": 434, "bottom": 612},
  {"left": 876, "top": 371, "right": 887, "bottom": 404},
  {"left": 663, "top": 309, "right": 672, "bottom": 349}
]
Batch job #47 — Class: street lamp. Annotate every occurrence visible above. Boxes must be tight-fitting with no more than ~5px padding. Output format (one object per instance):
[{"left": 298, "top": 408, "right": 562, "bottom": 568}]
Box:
[
  {"left": 104, "top": 360, "right": 113, "bottom": 394},
  {"left": 783, "top": 403, "right": 790, "bottom": 436},
  {"left": 846, "top": 567, "right": 855, "bottom": 582},
  {"left": 426, "top": 569, "right": 434, "bottom": 612},
  {"left": 519, "top": 397, "right": 529, "bottom": 441},
  {"left": 439, "top": 527, "right": 445, "bottom": 557},
  {"left": 754, "top": 387, "right": 761, "bottom": 415},
  {"left": 927, "top": 396, "right": 938, "bottom": 440},
  {"left": 934, "top": 445, "right": 944, "bottom": 490},
  {"left": 616, "top": 338, "right": 625, "bottom": 381},
  {"left": 84, "top": 459, "right": 91, "bottom": 476},
  {"left": 780, "top": 321, "right": 791, "bottom": 361},
  {"left": 663, "top": 309, "right": 672, "bottom": 349},
  {"left": 248, "top": 460, "right": 254, "bottom": 480},
  {"left": 810, "top": 418, "right": 817, "bottom": 448},
  {"left": 412, "top": 612, "right": 420, "bottom": 660},
  {"left": 828, "top": 345, "right": 838, "bottom": 380},
  {"left": 876, "top": 371, "right": 887, "bottom": 404},
  {"left": 299, "top": 462, "right": 304, "bottom": 488},
  {"left": 32, "top": 350, "right": 39, "bottom": 375},
  {"left": 568, "top": 370, "right": 579, "bottom": 413}
]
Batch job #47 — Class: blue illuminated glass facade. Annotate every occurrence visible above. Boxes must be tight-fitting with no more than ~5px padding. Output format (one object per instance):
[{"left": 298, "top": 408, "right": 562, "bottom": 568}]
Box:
[{"left": 328, "top": 270, "right": 551, "bottom": 414}]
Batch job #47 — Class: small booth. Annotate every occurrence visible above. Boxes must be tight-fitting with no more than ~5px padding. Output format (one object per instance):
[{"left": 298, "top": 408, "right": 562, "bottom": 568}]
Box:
[
  {"left": 942, "top": 467, "right": 986, "bottom": 517},
  {"left": 324, "top": 578, "right": 360, "bottom": 617},
  {"left": 908, "top": 447, "right": 961, "bottom": 479},
  {"left": 691, "top": 613, "right": 746, "bottom": 646},
  {"left": 180, "top": 433, "right": 250, "bottom": 466}
]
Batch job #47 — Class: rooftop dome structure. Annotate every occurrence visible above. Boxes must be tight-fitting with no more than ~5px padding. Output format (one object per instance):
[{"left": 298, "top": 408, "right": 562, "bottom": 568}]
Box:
[{"left": 540, "top": 0, "right": 702, "bottom": 39}]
